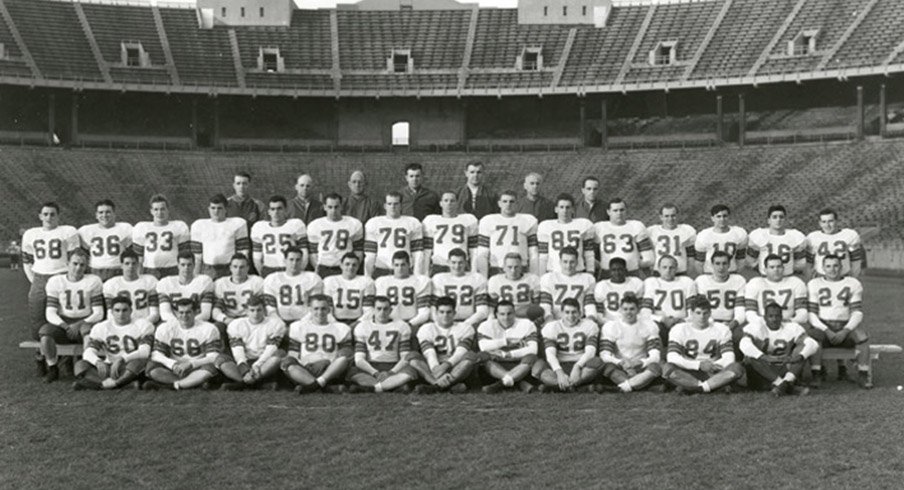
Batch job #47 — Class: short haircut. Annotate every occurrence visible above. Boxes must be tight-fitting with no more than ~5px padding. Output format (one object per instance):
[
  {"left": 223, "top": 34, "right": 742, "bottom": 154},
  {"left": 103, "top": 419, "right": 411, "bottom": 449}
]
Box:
[
  {"left": 608, "top": 257, "right": 627, "bottom": 269},
  {"left": 620, "top": 295, "right": 641, "bottom": 308},
  {"left": 710, "top": 204, "right": 730, "bottom": 216},
  {"left": 41, "top": 201, "right": 60, "bottom": 213},
  {"left": 323, "top": 192, "right": 343, "bottom": 205},
  {"left": 524, "top": 172, "right": 542, "bottom": 182},
  {"left": 763, "top": 253, "right": 783, "bottom": 267},
  {"left": 373, "top": 295, "right": 392, "bottom": 306},
  {"left": 555, "top": 193, "right": 575, "bottom": 206},
  {"left": 247, "top": 295, "right": 265, "bottom": 308},
  {"left": 447, "top": 248, "right": 467, "bottom": 260},
  {"left": 690, "top": 297, "right": 712, "bottom": 311},
  {"left": 560, "top": 297, "right": 581, "bottom": 310},
  {"left": 341, "top": 252, "right": 360, "bottom": 263},
  {"left": 404, "top": 162, "right": 423, "bottom": 174},
  {"left": 230, "top": 253, "right": 249, "bottom": 265},
  {"left": 608, "top": 197, "right": 625, "bottom": 209},
  {"left": 174, "top": 298, "right": 195, "bottom": 310},
  {"left": 284, "top": 246, "right": 304, "bottom": 258},
  {"left": 581, "top": 176, "right": 599, "bottom": 187},
  {"left": 657, "top": 254, "right": 677, "bottom": 267},
  {"left": 95, "top": 199, "right": 116, "bottom": 211},
  {"left": 764, "top": 302, "right": 783, "bottom": 314},
  {"left": 269, "top": 195, "right": 287, "bottom": 207},
  {"left": 559, "top": 246, "right": 579, "bottom": 260},
  {"left": 149, "top": 194, "right": 168, "bottom": 206},
  {"left": 177, "top": 251, "right": 195, "bottom": 262},
  {"left": 659, "top": 203, "right": 678, "bottom": 214},
  {"left": 710, "top": 250, "right": 732, "bottom": 263},
  {"left": 120, "top": 249, "right": 139, "bottom": 262},
  {"left": 499, "top": 190, "right": 518, "bottom": 200},
  {"left": 209, "top": 193, "right": 228, "bottom": 206},
  {"left": 235, "top": 171, "right": 251, "bottom": 180},
  {"left": 385, "top": 191, "right": 402, "bottom": 202},
  {"left": 503, "top": 253, "right": 523, "bottom": 262},
  {"left": 441, "top": 190, "right": 458, "bottom": 200},
  {"left": 309, "top": 294, "right": 331, "bottom": 307},
  {"left": 495, "top": 300, "right": 514, "bottom": 311},
  {"left": 767, "top": 204, "right": 786, "bottom": 217},
  {"left": 435, "top": 296, "right": 456, "bottom": 309},
  {"left": 109, "top": 296, "right": 132, "bottom": 309},
  {"left": 70, "top": 249, "right": 88, "bottom": 261},
  {"left": 466, "top": 160, "right": 483, "bottom": 171},
  {"left": 823, "top": 254, "right": 842, "bottom": 264},
  {"left": 391, "top": 250, "right": 411, "bottom": 264},
  {"left": 819, "top": 208, "right": 837, "bottom": 219}
]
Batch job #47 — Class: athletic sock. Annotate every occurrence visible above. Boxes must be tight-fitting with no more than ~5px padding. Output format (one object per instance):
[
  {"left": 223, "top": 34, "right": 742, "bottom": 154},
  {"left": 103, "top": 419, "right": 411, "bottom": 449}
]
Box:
[
  {"left": 501, "top": 374, "right": 514, "bottom": 387},
  {"left": 316, "top": 376, "right": 327, "bottom": 387},
  {"left": 618, "top": 381, "right": 632, "bottom": 392},
  {"left": 374, "top": 383, "right": 384, "bottom": 393},
  {"left": 783, "top": 372, "right": 796, "bottom": 383},
  {"left": 700, "top": 381, "right": 712, "bottom": 393}
]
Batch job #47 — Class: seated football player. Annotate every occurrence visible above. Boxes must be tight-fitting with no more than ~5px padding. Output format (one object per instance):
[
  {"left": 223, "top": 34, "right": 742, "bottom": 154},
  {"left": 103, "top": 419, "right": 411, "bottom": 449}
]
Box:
[
  {"left": 73, "top": 296, "right": 154, "bottom": 390},
  {"left": 431, "top": 248, "right": 488, "bottom": 329},
  {"left": 103, "top": 249, "right": 160, "bottom": 324},
  {"left": 409, "top": 296, "right": 479, "bottom": 394},
  {"left": 592, "top": 257, "right": 644, "bottom": 324},
  {"left": 373, "top": 251, "right": 432, "bottom": 333},
  {"left": 216, "top": 295, "right": 287, "bottom": 390},
  {"left": 694, "top": 251, "right": 746, "bottom": 354},
  {"left": 486, "top": 253, "right": 541, "bottom": 318},
  {"left": 599, "top": 295, "right": 662, "bottom": 393},
  {"left": 476, "top": 300, "right": 540, "bottom": 394},
  {"left": 281, "top": 295, "right": 352, "bottom": 394},
  {"left": 39, "top": 250, "right": 105, "bottom": 383},
  {"left": 156, "top": 251, "right": 215, "bottom": 323},
  {"left": 744, "top": 254, "right": 808, "bottom": 328},
  {"left": 143, "top": 298, "right": 221, "bottom": 391},
  {"left": 348, "top": 296, "right": 419, "bottom": 393},
  {"left": 534, "top": 298, "right": 603, "bottom": 392},
  {"left": 807, "top": 254, "right": 870, "bottom": 388},
  {"left": 322, "top": 253, "right": 375, "bottom": 326},
  {"left": 262, "top": 246, "right": 322, "bottom": 324},
  {"left": 211, "top": 254, "right": 264, "bottom": 339},
  {"left": 739, "top": 302, "right": 818, "bottom": 397},
  {"left": 641, "top": 254, "right": 696, "bottom": 347},
  {"left": 538, "top": 246, "right": 597, "bottom": 322},
  {"left": 662, "top": 297, "right": 743, "bottom": 394}
]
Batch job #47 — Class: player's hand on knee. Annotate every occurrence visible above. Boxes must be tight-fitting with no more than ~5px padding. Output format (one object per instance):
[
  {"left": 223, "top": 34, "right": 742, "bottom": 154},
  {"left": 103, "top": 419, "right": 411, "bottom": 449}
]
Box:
[
  {"left": 699, "top": 360, "right": 716, "bottom": 374},
  {"left": 173, "top": 361, "right": 192, "bottom": 376},
  {"left": 96, "top": 361, "right": 110, "bottom": 379},
  {"left": 556, "top": 370, "right": 570, "bottom": 391},
  {"left": 376, "top": 371, "right": 390, "bottom": 382},
  {"left": 110, "top": 358, "right": 125, "bottom": 379}
]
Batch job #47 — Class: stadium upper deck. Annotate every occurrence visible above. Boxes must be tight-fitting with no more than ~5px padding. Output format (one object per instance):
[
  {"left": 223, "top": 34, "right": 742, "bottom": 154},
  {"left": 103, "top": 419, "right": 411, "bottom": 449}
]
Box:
[{"left": 1, "top": 0, "right": 903, "bottom": 97}]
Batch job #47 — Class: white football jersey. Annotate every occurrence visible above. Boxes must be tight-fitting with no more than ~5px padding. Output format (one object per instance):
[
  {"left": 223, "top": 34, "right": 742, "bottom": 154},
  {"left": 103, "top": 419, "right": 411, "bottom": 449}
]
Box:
[
  {"left": 79, "top": 223, "right": 133, "bottom": 270},
  {"left": 365, "top": 215, "right": 423, "bottom": 271},
  {"left": 541, "top": 318, "right": 599, "bottom": 363},
  {"left": 422, "top": 214, "right": 478, "bottom": 267},
  {"left": 226, "top": 316, "right": 287, "bottom": 360},
  {"left": 806, "top": 229, "right": 862, "bottom": 276},
  {"left": 21, "top": 225, "right": 80, "bottom": 275},
  {"left": 46, "top": 274, "right": 104, "bottom": 319},
  {"left": 694, "top": 274, "right": 746, "bottom": 324},
  {"left": 153, "top": 320, "right": 221, "bottom": 361},
  {"left": 417, "top": 322, "right": 476, "bottom": 362},
  {"left": 742, "top": 321, "right": 807, "bottom": 357},
  {"left": 748, "top": 228, "right": 806, "bottom": 276},
  {"left": 744, "top": 276, "right": 808, "bottom": 320},
  {"left": 353, "top": 319, "right": 412, "bottom": 363},
  {"left": 287, "top": 319, "right": 352, "bottom": 363},
  {"left": 213, "top": 275, "right": 265, "bottom": 318},
  {"left": 476, "top": 318, "right": 538, "bottom": 358},
  {"left": 537, "top": 218, "right": 595, "bottom": 273},
  {"left": 593, "top": 277, "right": 645, "bottom": 321},
  {"left": 478, "top": 213, "right": 539, "bottom": 270},
  {"left": 85, "top": 318, "right": 155, "bottom": 363},
  {"left": 103, "top": 274, "right": 159, "bottom": 320},
  {"left": 539, "top": 271, "right": 596, "bottom": 319},
  {"left": 132, "top": 220, "right": 191, "bottom": 269},
  {"left": 261, "top": 271, "right": 323, "bottom": 322},
  {"left": 156, "top": 275, "right": 214, "bottom": 308},
  {"left": 807, "top": 276, "right": 863, "bottom": 322},
  {"left": 594, "top": 220, "right": 652, "bottom": 272},
  {"left": 486, "top": 273, "right": 541, "bottom": 317},
  {"left": 599, "top": 318, "right": 660, "bottom": 364},
  {"left": 323, "top": 275, "right": 375, "bottom": 322},
  {"left": 647, "top": 224, "right": 696, "bottom": 274},
  {"left": 642, "top": 276, "right": 696, "bottom": 320},
  {"left": 190, "top": 217, "right": 249, "bottom": 266},
  {"left": 307, "top": 216, "right": 364, "bottom": 268},
  {"left": 374, "top": 274, "right": 432, "bottom": 322},
  {"left": 694, "top": 226, "right": 748, "bottom": 274},
  {"left": 668, "top": 321, "right": 734, "bottom": 364},
  {"left": 250, "top": 220, "right": 307, "bottom": 269},
  {"left": 431, "top": 272, "right": 488, "bottom": 320}
]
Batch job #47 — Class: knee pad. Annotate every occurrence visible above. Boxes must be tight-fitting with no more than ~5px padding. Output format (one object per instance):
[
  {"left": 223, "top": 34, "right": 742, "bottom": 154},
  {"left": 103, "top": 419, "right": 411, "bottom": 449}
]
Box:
[
  {"left": 460, "top": 351, "right": 479, "bottom": 364},
  {"left": 584, "top": 357, "right": 604, "bottom": 370},
  {"left": 661, "top": 362, "right": 677, "bottom": 379},
  {"left": 125, "top": 359, "right": 148, "bottom": 374},
  {"left": 405, "top": 351, "right": 425, "bottom": 362},
  {"left": 725, "top": 362, "right": 744, "bottom": 378},
  {"left": 73, "top": 360, "right": 92, "bottom": 378},
  {"left": 214, "top": 353, "right": 233, "bottom": 369},
  {"left": 520, "top": 354, "right": 538, "bottom": 366},
  {"left": 644, "top": 363, "right": 662, "bottom": 376},
  {"left": 398, "top": 365, "right": 418, "bottom": 379}
]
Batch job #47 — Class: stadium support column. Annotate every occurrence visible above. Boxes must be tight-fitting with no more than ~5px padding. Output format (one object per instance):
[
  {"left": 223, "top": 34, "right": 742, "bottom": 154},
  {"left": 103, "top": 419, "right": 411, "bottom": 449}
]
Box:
[
  {"left": 579, "top": 98, "right": 587, "bottom": 147},
  {"left": 600, "top": 98, "right": 608, "bottom": 150},
  {"left": 856, "top": 85, "right": 864, "bottom": 140},
  {"left": 716, "top": 95, "right": 723, "bottom": 143},
  {"left": 738, "top": 93, "right": 745, "bottom": 148},
  {"left": 47, "top": 93, "right": 55, "bottom": 146},
  {"left": 190, "top": 98, "right": 198, "bottom": 149},
  {"left": 460, "top": 100, "right": 468, "bottom": 147},
  {"left": 880, "top": 83, "right": 887, "bottom": 138},
  {"left": 70, "top": 94, "right": 79, "bottom": 146},
  {"left": 212, "top": 97, "right": 220, "bottom": 149}
]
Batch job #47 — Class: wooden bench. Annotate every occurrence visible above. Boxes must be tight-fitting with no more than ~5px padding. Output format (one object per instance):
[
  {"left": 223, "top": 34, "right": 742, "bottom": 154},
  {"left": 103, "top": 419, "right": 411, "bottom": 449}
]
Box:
[
  {"left": 18, "top": 341, "right": 83, "bottom": 360},
  {"left": 822, "top": 344, "right": 903, "bottom": 385}
]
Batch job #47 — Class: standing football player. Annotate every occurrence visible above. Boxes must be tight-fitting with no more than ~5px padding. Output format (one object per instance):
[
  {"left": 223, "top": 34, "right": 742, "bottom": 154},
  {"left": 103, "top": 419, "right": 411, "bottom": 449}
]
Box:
[
  {"left": 694, "top": 204, "right": 747, "bottom": 275},
  {"left": 78, "top": 199, "right": 132, "bottom": 282},
  {"left": 191, "top": 194, "right": 250, "bottom": 279},
  {"left": 806, "top": 209, "right": 863, "bottom": 278},
  {"left": 365, "top": 192, "right": 424, "bottom": 278},
  {"left": 476, "top": 190, "right": 539, "bottom": 277},
  {"left": 594, "top": 198, "right": 653, "bottom": 279},
  {"left": 647, "top": 204, "right": 696, "bottom": 276},
  {"left": 307, "top": 193, "right": 364, "bottom": 278},
  {"left": 132, "top": 194, "right": 191, "bottom": 279},
  {"left": 747, "top": 205, "right": 806, "bottom": 277},
  {"left": 250, "top": 195, "right": 308, "bottom": 277},
  {"left": 537, "top": 193, "right": 595, "bottom": 275},
  {"left": 422, "top": 191, "right": 478, "bottom": 275}
]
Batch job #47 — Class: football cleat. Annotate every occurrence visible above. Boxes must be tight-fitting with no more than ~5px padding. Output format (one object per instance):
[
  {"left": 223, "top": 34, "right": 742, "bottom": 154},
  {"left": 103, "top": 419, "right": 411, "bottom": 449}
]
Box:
[
  {"left": 43, "top": 365, "right": 59, "bottom": 384},
  {"left": 837, "top": 364, "right": 848, "bottom": 381},
  {"left": 449, "top": 383, "right": 468, "bottom": 394},
  {"left": 323, "top": 384, "right": 348, "bottom": 394},
  {"left": 481, "top": 382, "right": 504, "bottom": 394},
  {"left": 72, "top": 379, "right": 96, "bottom": 391},
  {"left": 413, "top": 384, "right": 439, "bottom": 395},
  {"left": 517, "top": 380, "right": 535, "bottom": 394},
  {"left": 35, "top": 359, "right": 47, "bottom": 377},
  {"left": 220, "top": 382, "right": 246, "bottom": 391},
  {"left": 858, "top": 371, "right": 873, "bottom": 390}
]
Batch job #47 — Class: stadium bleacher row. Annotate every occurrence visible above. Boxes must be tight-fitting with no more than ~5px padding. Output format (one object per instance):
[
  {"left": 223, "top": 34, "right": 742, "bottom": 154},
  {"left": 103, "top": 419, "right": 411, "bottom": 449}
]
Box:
[{"left": 1, "top": 0, "right": 904, "bottom": 93}]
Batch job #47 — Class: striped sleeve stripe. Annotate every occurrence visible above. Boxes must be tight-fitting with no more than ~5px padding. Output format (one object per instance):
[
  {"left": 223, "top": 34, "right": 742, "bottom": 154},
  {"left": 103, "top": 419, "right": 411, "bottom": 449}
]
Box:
[
  {"left": 266, "top": 335, "right": 282, "bottom": 345},
  {"left": 419, "top": 340, "right": 434, "bottom": 352},
  {"left": 154, "top": 342, "right": 171, "bottom": 355},
  {"left": 131, "top": 243, "right": 144, "bottom": 255},
  {"left": 524, "top": 332, "right": 538, "bottom": 342},
  {"left": 460, "top": 337, "right": 475, "bottom": 351},
  {"left": 90, "top": 295, "right": 105, "bottom": 306},
  {"left": 229, "top": 337, "right": 246, "bottom": 348},
  {"left": 252, "top": 242, "right": 263, "bottom": 252},
  {"left": 477, "top": 236, "right": 490, "bottom": 247},
  {"left": 807, "top": 302, "right": 819, "bottom": 313},
  {"left": 527, "top": 235, "right": 538, "bottom": 247},
  {"left": 744, "top": 299, "right": 757, "bottom": 311},
  {"left": 189, "top": 241, "right": 202, "bottom": 254},
  {"left": 399, "top": 339, "right": 411, "bottom": 351},
  {"left": 177, "top": 242, "right": 192, "bottom": 253},
  {"left": 416, "top": 296, "right": 431, "bottom": 307},
  {"left": 139, "top": 334, "right": 154, "bottom": 346},
  {"left": 411, "top": 239, "right": 423, "bottom": 252},
  {"left": 467, "top": 236, "right": 478, "bottom": 248},
  {"left": 148, "top": 292, "right": 160, "bottom": 307},
  {"left": 263, "top": 294, "right": 278, "bottom": 307},
  {"left": 338, "top": 339, "right": 353, "bottom": 350},
  {"left": 353, "top": 240, "right": 365, "bottom": 252},
  {"left": 422, "top": 239, "right": 434, "bottom": 250},
  {"left": 355, "top": 343, "right": 367, "bottom": 353},
  {"left": 636, "top": 238, "right": 653, "bottom": 251},
  {"left": 201, "top": 292, "right": 216, "bottom": 304},
  {"left": 667, "top": 341, "right": 684, "bottom": 354},
  {"left": 47, "top": 297, "right": 61, "bottom": 307},
  {"left": 538, "top": 243, "right": 549, "bottom": 253},
  {"left": 850, "top": 249, "right": 865, "bottom": 260},
  {"left": 475, "top": 294, "right": 488, "bottom": 306},
  {"left": 598, "top": 340, "right": 617, "bottom": 352},
  {"left": 363, "top": 241, "right": 377, "bottom": 253},
  {"left": 88, "top": 339, "right": 104, "bottom": 350},
  {"left": 746, "top": 248, "right": 759, "bottom": 258},
  {"left": 204, "top": 340, "right": 222, "bottom": 353}
]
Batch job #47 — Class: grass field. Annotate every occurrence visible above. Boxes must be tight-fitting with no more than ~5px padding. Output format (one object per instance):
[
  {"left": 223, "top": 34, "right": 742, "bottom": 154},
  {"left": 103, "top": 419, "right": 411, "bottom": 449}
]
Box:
[{"left": 2, "top": 269, "right": 904, "bottom": 489}]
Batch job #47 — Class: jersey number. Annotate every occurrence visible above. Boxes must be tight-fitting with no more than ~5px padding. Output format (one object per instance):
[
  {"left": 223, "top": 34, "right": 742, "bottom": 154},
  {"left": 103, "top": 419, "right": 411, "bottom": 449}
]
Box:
[
  {"left": 278, "top": 285, "right": 307, "bottom": 306},
  {"left": 601, "top": 234, "right": 634, "bottom": 254},
  {"left": 262, "top": 234, "right": 294, "bottom": 255},
  {"left": 762, "top": 289, "right": 793, "bottom": 310},
  {"left": 555, "top": 332, "right": 586, "bottom": 352},
  {"left": 222, "top": 290, "right": 254, "bottom": 310},
  {"left": 170, "top": 338, "right": 202, "bottom": 357},
  {"left": 145, "top": 231, "right": 174, "bottom": 253},
  {"left": 435, "top": 224, "right": 465, "bottom": 245},
  {"left": 321, "top": 229, "right": 350, "bottom": 252},
  {"left": 683, "top": 339, "right": 718, "bottom": 358},
  {"left": 817, "top": 286, "right": 851, "bottom": 307},
  {"left": 656, "top": 235, "right": 682, "bottom": 256},
  {"left": 112, "top": 290, "right": 149, "bottom": 310},
  {"left": 499, "top": 284, "right": 531, "bottom": 303},
  {"left": 333, "top": 288, "right": 361, "bottom": 310},
  {"left": 379, "top": 228, "right": 408, "bottom": 249},
  {"left": 367, "top": 330, "right": 399, "bottom": 351},
  {"left": 104, "top": 335, "right": 140, "bottom": 354},
  {"left": 64, "top": 290, "right": 86, "bottom": 311},
  {"left": 495, "top": 225, "right": 521, "bottom": 247},
  {"left": 705, "top": 290, "right": 737, "bottom": 310},
  {"left": 817, "top": 241, "right": 848, "bottom": 260},
  {"left": 653, "top": 289, "right": 686, "bottom": 311},
  {"left": 90, "top": 235, "right": 121, "bottom": 257},
  {"left": 305, "top": 333, "right": 336, "bottom": 353},
  {"left": 444, "top": 285, "right": 474, "bottom": 306},
  {"left": 33, "top": 239, "right": 63, "bottom": 259},
  {"left": 765, "top": 243, "right": 793, "bottom": 264},
  {"left": 554, "top": 284, "right": 584, "bottom": 305},
  {"left": 386, "top": 286, "right": 416, "bottom": 307},
  {"left": 550, "top": 230, "right": 580, "bottom": 251}
]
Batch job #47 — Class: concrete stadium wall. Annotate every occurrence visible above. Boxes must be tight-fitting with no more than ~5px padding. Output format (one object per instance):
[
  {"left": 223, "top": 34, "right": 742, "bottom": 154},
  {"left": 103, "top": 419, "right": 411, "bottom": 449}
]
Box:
[{"left": 337, "top": 98, "right": 464, "bottom": 146}]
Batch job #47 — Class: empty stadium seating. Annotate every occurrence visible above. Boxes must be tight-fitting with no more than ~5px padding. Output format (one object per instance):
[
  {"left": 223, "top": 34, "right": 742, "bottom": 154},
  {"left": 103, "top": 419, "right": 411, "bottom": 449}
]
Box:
[
  {"left": 829, "top": 0, "right": 904, "bottom": 69},
  {"left": 560, "top": 5, "right": 649, "bottom": 86},
  {"left": 158, "top": 7, "right": 237, "bottom": 86},
  {"left": 234, "top": 10, "right": 332, "bottom": 71},
  {"left": 80, "top": 3, "right": 167, "bottom": 84},
  {"left": 470, "top": 9, "right": 572, "bottom": 70}
]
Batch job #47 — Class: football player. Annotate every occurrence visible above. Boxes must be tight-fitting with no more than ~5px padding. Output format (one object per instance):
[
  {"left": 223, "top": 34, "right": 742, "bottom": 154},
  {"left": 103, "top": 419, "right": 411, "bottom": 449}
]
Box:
[
  {"left": 694, "top": 251, "right": 746, "bottom": 350},
  {"left": 103, "top": 249, "right": 159, "bottom": 324},
  {"left": 73, "top": 296, "right": 154, "bottom": 390},
  {"left": 364, "top": 192, "right": 424, "bottom": 278},
  {"left": 307, "top": 193, "right": 364, "bottom": 278},
  {"left": 211, "top": 254, "right": 264, "bottom": 339},
  {"left": 539, "top": 246, "right": 596, "bottom": 321},
  {"left": 806, "top": 209, "right": 863, "bottom": 278},
  {"left": 486, "top": 253, "right": 541, "bottom": 318},
  {"left": 535, "top": 298, "right": 603, "bottom": 392},
  {"left": 78, "top": 199, "right": 133, "bottom": 281},
  {"left": 262, "top": 247, "right": 322, "bottom": 323},
  {"left": 143, "top": 298, "right": 221, "bottom": 391},
  {"left": 373, "top": 251, "right": 431, "bottom": 332},
  {"left": 39, "top": 250, "right": 104, "bottom": 382},
  {"left": 599, "top": 295, "right": 662, "bottom": 393},
  {"left": 349, "top": 296, "right": 418, "bottom": 393},
  {"left": 409, "top": 296, "right": 479, "bottom": 394},
  {"left": 663, "top": 298, "right": 743, "bottom": 394},
  {"left": 250, "top": 195, "right": 308, "bottom": 277},
  {"left": 422, "top": 191, "right": 478, "bottom": 275},
  {"left": 593, "top": 258, "right": 644, "bottom": 323},
  {"left": 537, "top": 194, "right": 595, "bottom": 275},
  {"left": 647, "top": 204, "right": 696, "bottom": 276},
  {"left": 322, "top": 253, "right": 375, "bottom": 326},
  {"left": 216, "top": 295, "right": 287, "bottom": 390},
  {"left": 190, "top": 193, "right": 250, "bottom": 279},
  {"left": 694, "top": 204, "right": 747, "bottom": 275},
  {"left": 744, "top": 254, "right": 808, "bottom": 327},
  {"left": 476, "top": 190, "right": 539, "bottom": 277},
  {"left": 430, "top": 248, "right": 488, "bottom": 328},
  {"left": 131, "top": 194, "right": 191, "bottom": 279},
  {"left": 747, "top": 205, "right": 806, "bottom": 277},
  {"left": 641, "top": 255, "right": 696, "bottom": 347},
  {"left": 808, "top": 254, "right": 870, "bottom": 388},
  {"left": 156, "top": 251, "right": 215, "bottom": 323},
  {"left": 594, "top": 198, "right": 653, "bottom": 278},
  {"left": 281, "top": 295, "right": 352, "bottom": 393},
  {"left": 476, "top": 300, "right": 540, "bottom": 393},
  {"left": 740, "top": 302, "right": 817, "bottom": 396}
]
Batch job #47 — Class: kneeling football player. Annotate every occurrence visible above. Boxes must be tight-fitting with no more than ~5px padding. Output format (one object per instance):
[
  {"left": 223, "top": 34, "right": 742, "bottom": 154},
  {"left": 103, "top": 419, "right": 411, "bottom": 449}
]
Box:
[
  {"left": 477, "top": 300, "right": 540, "bottom": 393},
  {"left": 216, "top": 295, "right": 287, "bottom": 390},
  {"left": 349, "top": 296, "right": 418, "bottom": 393},
  {"left": 143, "top": 298, "right": 221, "bottom": 390},
  {"left": 535, "top": 298, "right": 603, "bottom": 392},
  {"left": 662, "top": 297, "right": 743, "bottom": 394},
  {"left": 281, "top": 295, "right": 352, "bottom": 394},
  {"left": 740, "top": 302, "right": 818, "bottom": 397},
  {"left": 74, "top": 296, "right": 154, "bottom": 390},
  {"left": 599, "top": 295, "right": 663, "bottom": 393},
  {"left": 409, "top": 296, "right": 478, "bottom": 394}
]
